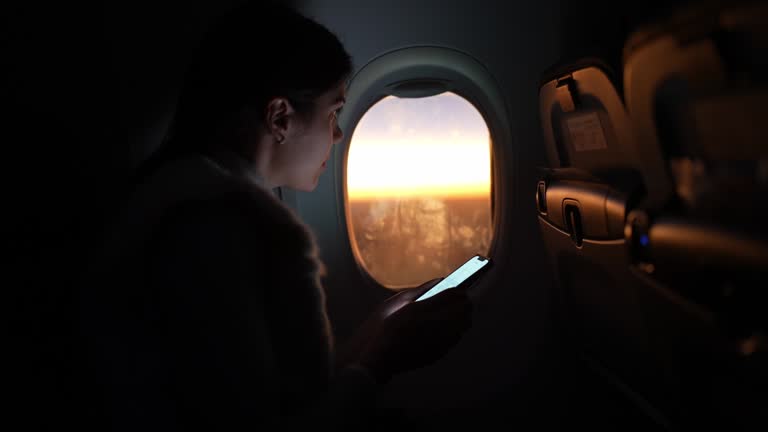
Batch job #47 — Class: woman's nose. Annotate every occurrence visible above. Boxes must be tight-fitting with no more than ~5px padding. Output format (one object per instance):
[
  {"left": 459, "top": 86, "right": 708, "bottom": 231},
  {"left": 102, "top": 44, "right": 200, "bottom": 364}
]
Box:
[{"left": 333, "top": 125, "right": 344, "bottom": 144}]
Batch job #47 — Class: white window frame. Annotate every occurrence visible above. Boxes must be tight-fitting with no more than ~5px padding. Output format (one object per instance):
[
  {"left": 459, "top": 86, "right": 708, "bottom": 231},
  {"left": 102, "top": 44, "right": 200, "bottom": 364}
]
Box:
[{"left": 336, "top": 46, "right": 513, "bottom": 290}]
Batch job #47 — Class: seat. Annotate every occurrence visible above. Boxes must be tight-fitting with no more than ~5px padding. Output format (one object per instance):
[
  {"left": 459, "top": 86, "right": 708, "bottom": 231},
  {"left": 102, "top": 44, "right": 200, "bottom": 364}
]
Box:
[
  {"left": 538, "top": 2, "right": 768, "bottom": 430},
  {"left": 622, "top": 1, "right": 768, "bottom": 429},
  {"left": 538, "top": 58, "right": 671, "bottom": 429}
]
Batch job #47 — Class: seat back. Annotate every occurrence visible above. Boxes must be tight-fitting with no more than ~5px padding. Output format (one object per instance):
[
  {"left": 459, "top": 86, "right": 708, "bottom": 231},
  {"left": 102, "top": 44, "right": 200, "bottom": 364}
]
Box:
[
  {"left": 539, "top": 3, "right": 768, "bottom": 428},
  {"left": 538, "top": 59, "right": 670, "bottom": 428},
  {"left": 622, "top": 1, "right": 768, "bottom": 429}
]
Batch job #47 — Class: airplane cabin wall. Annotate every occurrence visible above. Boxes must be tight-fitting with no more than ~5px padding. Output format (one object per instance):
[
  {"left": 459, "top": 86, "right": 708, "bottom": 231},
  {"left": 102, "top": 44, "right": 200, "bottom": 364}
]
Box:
[{"left": 292, "top": 0, "right": 563, "bottom": 424}]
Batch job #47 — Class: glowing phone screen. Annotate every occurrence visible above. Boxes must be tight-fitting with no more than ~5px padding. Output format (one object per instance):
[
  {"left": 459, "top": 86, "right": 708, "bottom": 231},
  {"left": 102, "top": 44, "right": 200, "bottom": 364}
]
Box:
[{"left": 415, "top": 255, "right": 489, "bottom": 302}]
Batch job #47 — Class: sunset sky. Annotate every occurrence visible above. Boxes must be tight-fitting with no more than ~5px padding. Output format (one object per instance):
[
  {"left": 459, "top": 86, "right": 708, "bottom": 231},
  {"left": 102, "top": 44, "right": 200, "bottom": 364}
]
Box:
[{"left": 346, "top": 92, "right": 492, "bottom": 200}]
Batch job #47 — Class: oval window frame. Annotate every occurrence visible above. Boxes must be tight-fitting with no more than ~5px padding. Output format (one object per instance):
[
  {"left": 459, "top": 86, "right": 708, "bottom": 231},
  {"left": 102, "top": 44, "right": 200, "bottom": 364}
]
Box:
[{"left": 335, "top": 46, "right": 513, "bottom": 291}]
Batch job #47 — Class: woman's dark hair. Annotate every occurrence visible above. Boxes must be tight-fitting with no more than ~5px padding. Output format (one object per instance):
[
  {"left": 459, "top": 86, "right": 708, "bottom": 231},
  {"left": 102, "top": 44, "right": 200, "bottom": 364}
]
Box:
[{"left": 134, "top": 1, "right": 352, "bottom": 183}]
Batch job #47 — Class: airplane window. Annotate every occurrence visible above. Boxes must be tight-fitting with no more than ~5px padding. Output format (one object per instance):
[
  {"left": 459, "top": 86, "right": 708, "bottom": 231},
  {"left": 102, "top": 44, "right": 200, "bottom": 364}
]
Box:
[{"left": 346, "top": 92, "right": 493, "bottom": 289}]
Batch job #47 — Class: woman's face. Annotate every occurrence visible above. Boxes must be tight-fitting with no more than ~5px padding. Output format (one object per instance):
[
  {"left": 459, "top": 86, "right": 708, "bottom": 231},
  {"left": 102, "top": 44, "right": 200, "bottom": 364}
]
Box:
[{"left": 273, "top": 82, "right": 346, "bottom": 191}]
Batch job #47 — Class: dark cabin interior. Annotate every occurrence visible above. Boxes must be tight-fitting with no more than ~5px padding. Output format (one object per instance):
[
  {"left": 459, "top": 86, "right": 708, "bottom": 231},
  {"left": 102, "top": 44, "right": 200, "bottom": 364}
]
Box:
[{"left": 4, "top": 0, "right": 766, "bottom": 430}]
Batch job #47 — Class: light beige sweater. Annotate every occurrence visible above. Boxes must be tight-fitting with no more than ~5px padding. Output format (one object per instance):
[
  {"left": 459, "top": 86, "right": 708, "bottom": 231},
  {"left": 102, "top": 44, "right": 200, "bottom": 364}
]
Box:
[{"left": 78, "top": 150, "right": 376, "bottom": 431}]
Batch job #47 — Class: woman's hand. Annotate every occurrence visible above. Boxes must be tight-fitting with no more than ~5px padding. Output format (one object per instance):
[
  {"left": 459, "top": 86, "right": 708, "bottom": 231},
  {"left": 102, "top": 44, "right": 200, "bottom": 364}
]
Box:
[{"left": 340, "top": 279, "right": 473, "bottom": 383}]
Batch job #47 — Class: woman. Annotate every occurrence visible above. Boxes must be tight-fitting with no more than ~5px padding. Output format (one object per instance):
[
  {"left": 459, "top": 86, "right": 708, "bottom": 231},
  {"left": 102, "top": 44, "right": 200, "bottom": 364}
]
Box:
[{"left": 79, "top": 2, "right": 472, "bottom": 431}]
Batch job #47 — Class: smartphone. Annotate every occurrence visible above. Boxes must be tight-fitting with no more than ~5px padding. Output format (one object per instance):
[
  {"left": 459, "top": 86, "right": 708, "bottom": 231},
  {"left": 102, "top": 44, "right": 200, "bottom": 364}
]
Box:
[{"left": 415, "top": 255, "right": 492, "bottom": 302}]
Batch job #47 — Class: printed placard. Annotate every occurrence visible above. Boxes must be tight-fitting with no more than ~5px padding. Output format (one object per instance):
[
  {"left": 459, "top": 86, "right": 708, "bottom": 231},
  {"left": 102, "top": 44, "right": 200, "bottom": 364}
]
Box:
[{"left": 566, "top": 112, "right": 608, "bottom": 152}]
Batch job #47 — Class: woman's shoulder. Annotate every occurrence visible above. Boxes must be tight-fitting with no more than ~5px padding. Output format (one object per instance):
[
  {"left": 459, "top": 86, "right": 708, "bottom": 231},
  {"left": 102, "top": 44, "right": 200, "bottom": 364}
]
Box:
[
  {"left": 104, "top": 154, "right": 318, "bottom": 266},
  {"left": 161, "top": 155, "right": 317, "bottom": 250},
  {"left": 162, "top": 187, "right": 311, "bottom": 246}
]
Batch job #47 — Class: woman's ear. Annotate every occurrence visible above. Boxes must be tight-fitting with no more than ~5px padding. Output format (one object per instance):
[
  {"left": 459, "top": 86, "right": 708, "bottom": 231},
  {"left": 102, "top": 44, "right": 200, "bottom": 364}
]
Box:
[{"left": 265, "top": 97, "right": 296, "bottom": 144}]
